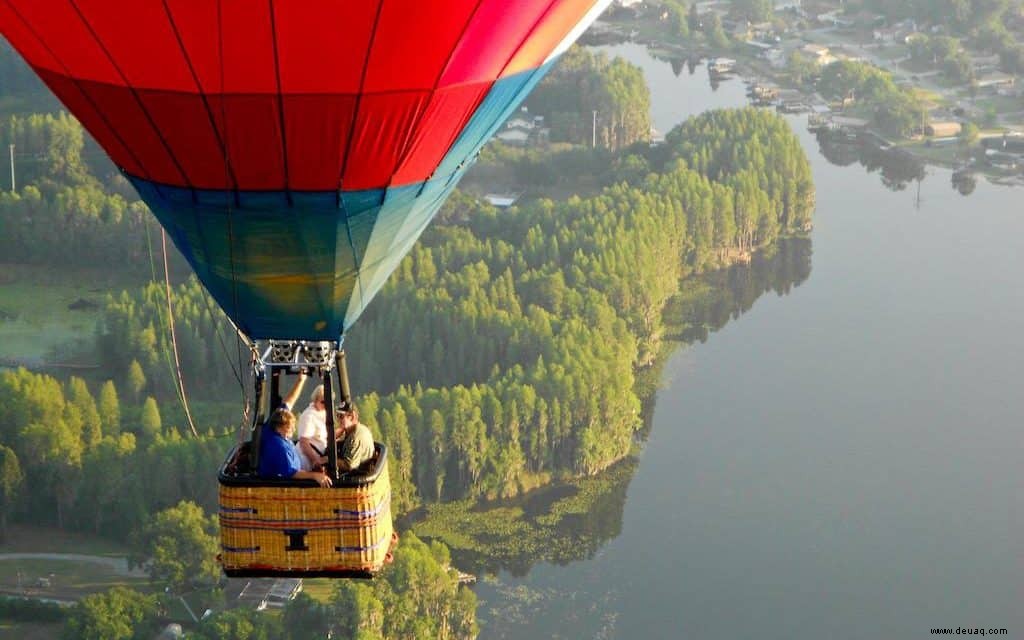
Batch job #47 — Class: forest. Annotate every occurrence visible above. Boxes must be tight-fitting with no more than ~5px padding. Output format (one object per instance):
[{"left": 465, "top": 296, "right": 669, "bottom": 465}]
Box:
[
  {"left": 0, "top": 37, "right": 813, "bottom": 637},
  {"left": 0, "top": 108, "right": 812, "bottom": 631},
  {"left": 526, "top": 47, "right": 651, "bottom": 149}
]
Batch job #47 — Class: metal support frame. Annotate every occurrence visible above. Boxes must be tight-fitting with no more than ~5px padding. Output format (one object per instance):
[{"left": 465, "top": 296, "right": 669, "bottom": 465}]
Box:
[
  {"left": 247, "top": 368, "right": 266, "bottom": 470},
  {"left": 323, "top": 369, "right": 338, "bottom": 481},
  {"left": 246, "top": 339, "right": 354, "bottom": 478},
  {"left": 335, "top": 350, "right": 352, "bottom": 410}
]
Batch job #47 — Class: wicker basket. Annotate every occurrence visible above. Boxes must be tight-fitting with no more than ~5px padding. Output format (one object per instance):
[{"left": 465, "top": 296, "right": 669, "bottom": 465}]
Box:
[{"left": 218, "top": 442, "right": 394, "bottom": 578}]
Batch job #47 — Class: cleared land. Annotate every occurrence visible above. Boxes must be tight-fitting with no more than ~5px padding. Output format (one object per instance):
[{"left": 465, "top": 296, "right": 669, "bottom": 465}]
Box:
[{"left": 0, "top": 263, "right": 144, "bottom": 363}]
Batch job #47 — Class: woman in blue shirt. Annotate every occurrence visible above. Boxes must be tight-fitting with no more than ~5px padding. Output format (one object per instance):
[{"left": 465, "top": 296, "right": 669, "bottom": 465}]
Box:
[{"left": 257, "top": 371, "right": 332, "bottom": 487}]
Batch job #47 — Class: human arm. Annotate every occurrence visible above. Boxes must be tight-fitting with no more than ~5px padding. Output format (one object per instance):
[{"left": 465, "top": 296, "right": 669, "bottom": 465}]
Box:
[
  {"left": 282, "top": 371, "right": 308, "bottom": 409},
  {"left": 292, "top": 468, "right": 332, "bottom": 487},
  {"left": 298, "top": 437, "right": 327, "bottom": 468}
]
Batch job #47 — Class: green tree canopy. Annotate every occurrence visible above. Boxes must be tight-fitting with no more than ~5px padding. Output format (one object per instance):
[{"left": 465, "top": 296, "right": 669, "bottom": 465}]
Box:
[
  {"left": 130, "top": 500, "right": 219, "bottom": 591},
  {"left": 139, "top": 397, "right": 162, "bottom": 440},
  {"left": 62, "top": 587, "right": 159, "bottom": 640},
  {"left": 98, "top": 380, "right": 121, "bottom": 437},
  {"left": 0, "top": 446, "right": 23, "bottom": 541},
  {"left": 329, "top": 533, "right": 477, "bottom": 640}
]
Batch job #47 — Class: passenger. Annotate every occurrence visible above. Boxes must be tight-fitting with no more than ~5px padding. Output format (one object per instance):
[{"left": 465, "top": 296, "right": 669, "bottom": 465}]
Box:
[
  {"left": 336, "top": 404, "right": 375, "bottom": 472},
  {"left": 257, "top": 371, "right": 332, "bottom": 487},
  {"left": 296, "top": 384, "right": 339, "bottom": 471}
]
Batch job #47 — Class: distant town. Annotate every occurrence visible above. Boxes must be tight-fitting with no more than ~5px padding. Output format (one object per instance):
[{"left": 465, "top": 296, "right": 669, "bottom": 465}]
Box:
[{"left": 494, "top": 0, "right": 1024, "bottom": 184}]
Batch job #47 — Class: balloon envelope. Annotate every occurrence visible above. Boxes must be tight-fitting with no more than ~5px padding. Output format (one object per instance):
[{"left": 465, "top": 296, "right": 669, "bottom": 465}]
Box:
[{"left": 0, "top": 0, "right": 610, "bottom": 339}]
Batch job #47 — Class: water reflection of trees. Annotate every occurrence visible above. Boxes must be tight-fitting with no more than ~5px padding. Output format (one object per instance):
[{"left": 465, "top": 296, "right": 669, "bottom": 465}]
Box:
[
  {"left": 952, "top": 170, "right": 977, "bottom": 196},
  {"left": 670, "top": 56, "right": 685, "bottom": 76},
  {"left": 815, "top": 130, "right": 928, "bottom": 192},
  {"left": 410, "top": 458, "right": 637, "bottom": 577},
  {"left": 672, "top": 236, "right": 813, "bottom": 344},
  {"left": 412, "top": 236, "right": 813, "bottom": 576}
]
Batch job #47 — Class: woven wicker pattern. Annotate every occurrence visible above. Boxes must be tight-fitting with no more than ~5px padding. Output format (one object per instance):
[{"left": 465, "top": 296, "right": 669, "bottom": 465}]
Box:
[{"left": 219, "top": 461, "right": 392, "bottom": 574}]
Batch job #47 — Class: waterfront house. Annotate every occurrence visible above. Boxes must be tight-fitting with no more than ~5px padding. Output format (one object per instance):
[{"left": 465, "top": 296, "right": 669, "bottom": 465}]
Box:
[
  {"left": 830, "top": 115, "right": 870, "bottom": 137},
  {"left": 708, "top": 57, "right": 736, "bottom": 74},
  {"left": 925, "top": 122, "right": 962, "bottom": 138}
]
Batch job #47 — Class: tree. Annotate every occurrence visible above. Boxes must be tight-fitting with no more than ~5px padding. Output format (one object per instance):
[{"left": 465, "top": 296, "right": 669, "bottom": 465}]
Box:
[
  {"left": 282, "top": 593, "right": 333, "bottom": 640},
  {"left": 139, "top": 397, "right": 161, "bottom": 440},
  {"left": 126, "top": 360, "right": 146, "bottom": 402},
  {"left": 192, "top": 608, "right": 282, "bottom": 640},
  {"left": 786, "top": 51, "right": 819, "bottom": 86},
  {"left": 959, "top": 121, "right": 980, "bottom": 146},
  {"left": 706, "top": 13, "right": 729, "bottom": 48},
  {"left": 130, "top": 500, "right": 220, "bottom": 591},
  {"left": 19, "top": 418, "right": 83, "bottom": 529},
  {"left": 79, "top": 434, "right": 137, "bottom": 535},
  {"left": 663, "top": 0, "right": 690, "bottom": 39},
  {"left": 732, "top": 0, "right": 772, "bottom": 22},
  {"left": 0, "top": 446, "right": 24, "bottom": 541},
  {"left": 329, "top": 533, "right": 477, "bottom": 640},
  {"left": 68, "top": 376, "right": 102, "bottom": 447},
  {"left": 952, "top": 171, "right": 977, "bottom": 196},
  {"left": 98, "top": 380, "right": 121, "bottom": 436},
  {"left": 688, "top": 3, "right": 701, "bottom": 33},
  {"left": 527, "top": 47, "right": 651, "bottom": 150},
  {"left": 62, "top": 587, "right": 159, "bottom": 640}
]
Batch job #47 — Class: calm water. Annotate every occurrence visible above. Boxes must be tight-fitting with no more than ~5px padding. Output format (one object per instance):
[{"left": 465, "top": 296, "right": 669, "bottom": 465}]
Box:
[{"left": 474, "top": 43, "right": 1023, "bottom": 639}]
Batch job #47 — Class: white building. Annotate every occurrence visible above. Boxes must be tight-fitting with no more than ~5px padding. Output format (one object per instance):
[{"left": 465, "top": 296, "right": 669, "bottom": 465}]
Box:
[{"left": 483, "top": 193, "right": 520, "bottom": 208}]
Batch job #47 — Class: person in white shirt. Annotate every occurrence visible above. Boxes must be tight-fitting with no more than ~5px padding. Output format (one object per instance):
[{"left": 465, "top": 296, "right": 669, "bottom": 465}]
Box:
[{"left": 295, "top": 384, "right": 340, "bottom": 471}]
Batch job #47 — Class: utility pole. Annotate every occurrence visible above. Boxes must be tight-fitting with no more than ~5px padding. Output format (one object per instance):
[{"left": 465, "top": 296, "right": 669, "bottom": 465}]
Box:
[
  {"left": 592, "top": 110, "right": 597, "bottom": 148},
  {"left": 8, "top": 143, "right": 14, "bottom": 192}
]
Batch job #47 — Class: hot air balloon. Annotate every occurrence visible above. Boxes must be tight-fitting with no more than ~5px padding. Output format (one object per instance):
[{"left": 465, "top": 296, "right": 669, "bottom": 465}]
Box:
[{"left": 0, "top": 0, "right": 611, "bottom": 577}]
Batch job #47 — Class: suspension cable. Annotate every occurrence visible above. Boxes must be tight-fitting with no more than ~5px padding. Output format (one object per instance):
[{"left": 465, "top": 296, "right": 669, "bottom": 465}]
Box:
[{"left": 161, "top": 229, "right": 200, "bottom": 438}]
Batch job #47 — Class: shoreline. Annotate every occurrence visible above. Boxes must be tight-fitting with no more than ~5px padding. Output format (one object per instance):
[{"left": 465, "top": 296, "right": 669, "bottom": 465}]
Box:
[{"left": 590, "top": 20, "right": 1024, "bottom": 183}]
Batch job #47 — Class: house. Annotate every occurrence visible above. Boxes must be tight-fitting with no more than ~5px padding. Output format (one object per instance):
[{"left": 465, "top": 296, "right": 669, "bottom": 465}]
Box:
[
  {"left": 976, "top": 72, "right": 1015, "bottom": 91},
  {"left": 750, "top": 22, "right": 775, "bottom": 40},
  {"left": 708, "top": 57, "right": 736, "bottom": 74},
  {"left": 925, "top": 121, "right": 962, "bottom": 137},
  {"left": 495, "top": 110, "right": 547, "bottom": 146},
  {"left": 484, "top": 193, "right": 520, "bottom": 208},
  {"left": 830, "top": 115, "right": 870, "bottom": 135},
  {"left": 872, "top": 26, "right": 903, "bottom": 42},
  {"left": 729, "top": 22, "right": 752, "bottom": 41},
  {"left": 982, "top": 134, "right": 1024, "bottom": 154},
  {"left": 971, "top": 53, "right": 1002, "bottom": 73},
  {"left": 495, "top": 128, "right": 531, "bottom": 145},
  {"left": 503, "top": 116, "right": 533, "bottom": 131},
  {"left": 741, "top": 40, "right": 778, "bottom": 65},
  {"left": 816, "top": 11, "right": 854, "bottom": 28}
]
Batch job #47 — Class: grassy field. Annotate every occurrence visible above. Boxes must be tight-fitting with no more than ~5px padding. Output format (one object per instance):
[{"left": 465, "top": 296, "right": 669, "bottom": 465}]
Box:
[
  {"left": 0, "top": 263, "right": 146, "bottom": 363},
  {"left": 0, "top": 558, "right": 148, "bottom": 599},
  {"left": 0, "top": 621, "right": 63, "bottom": 640},
  {"left": 299, "top": 578, "right": 337, "bottom": 603},
  {"left": 0, "top": 525, "right": 143, "bottom": 594},
  {"left": 0, "top": 525, "right": 129, "bottom": 556}
]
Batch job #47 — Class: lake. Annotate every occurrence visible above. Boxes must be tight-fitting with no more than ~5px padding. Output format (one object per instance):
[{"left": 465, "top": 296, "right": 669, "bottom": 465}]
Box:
[{"left": 472, "top": 43, "right": 1023, "bottom": 639}]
